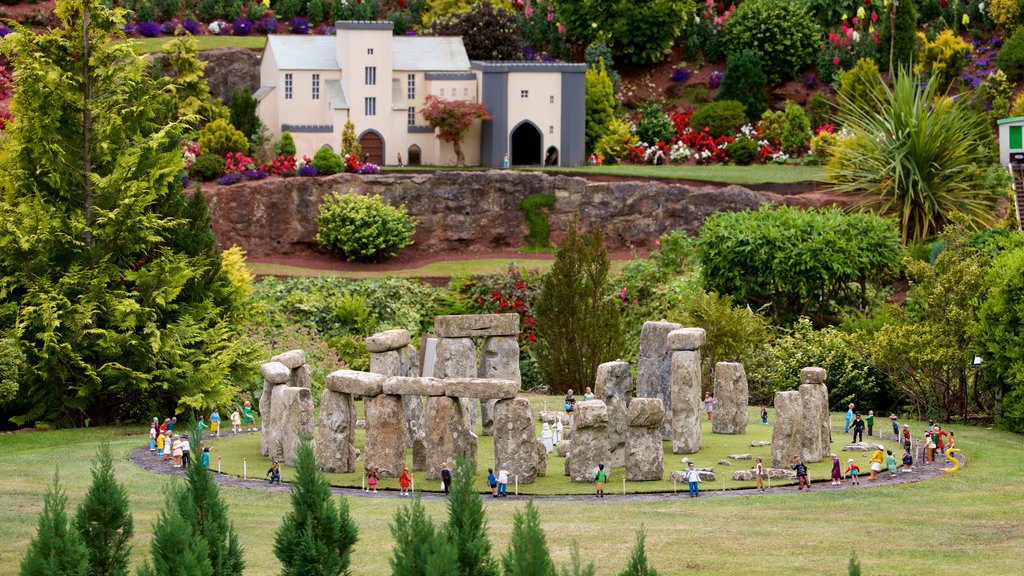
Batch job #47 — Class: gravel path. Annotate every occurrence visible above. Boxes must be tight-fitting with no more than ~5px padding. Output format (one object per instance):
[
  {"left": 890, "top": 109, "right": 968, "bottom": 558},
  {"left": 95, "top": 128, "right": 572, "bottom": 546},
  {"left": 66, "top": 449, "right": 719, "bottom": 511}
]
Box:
[{"left": 130, "top": 431, "right": 964, "bottom": 502}]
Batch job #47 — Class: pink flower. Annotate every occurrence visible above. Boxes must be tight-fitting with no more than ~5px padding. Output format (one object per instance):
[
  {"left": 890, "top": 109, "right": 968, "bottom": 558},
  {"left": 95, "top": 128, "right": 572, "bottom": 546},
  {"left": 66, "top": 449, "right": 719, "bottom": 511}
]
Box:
[
  {"left": 557, "top": 22, "right": 565, "bottom": 34},
  {"left": 655, "top": 239, "right": 662, "bottom": 249},
  {"left": 833, "top": 57, "right": 840, "bottom": 65},
  {"left": 525, "top": 5, "right": 533, "bottom": 17},
  {"left": 870, "top": 11, "right": 878, "bottom": 23}
]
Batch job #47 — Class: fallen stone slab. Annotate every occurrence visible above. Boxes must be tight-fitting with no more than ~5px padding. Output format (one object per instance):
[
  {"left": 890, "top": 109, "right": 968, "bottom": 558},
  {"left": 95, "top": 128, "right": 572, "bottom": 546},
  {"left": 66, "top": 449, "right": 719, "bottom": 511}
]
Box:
[
  {"left": 556, "top": 440, "right": 572, "bottom": 457},
  {"left": 728, "top": 454, "right": 752, "bottom": 460},
  {"left": 539, "top": 411, "right": 571, "bottom": 425},
  {"left": 444, "top": 378, "right": 518, "bottom": 400},
  {"left": 382, "top": 376, "right": 447, "bottom": 397},
  {"left": 843, "top": 442, "right": 885, "bottom": 451},
  {"left": 260, "top": 362, "right": 291, "bottom": 384},
  {"left": 365, "top": 329, "right": 412, "bottom": 353},
  {"left": 435, "top": 313, "right": 520, "bottom": 338},
  {"left": 270, "top": 349, "right": 306, "bottom": 370},
  {"left": 667, "top": 327, "right": 706, "bottom": 351},
  {"left": 326, "top": 370, "right": 386, "bottom": 397},
  {"left": 670, "top": 469, "right": 716, "bottom": 482},
  {"left": 751, "top": 441, "right": 771, "bottom": 447},
  {"left": 732, "top": 468, "right": 798, "bottom": 481},
  {"left": 717, "top": 459, "right": 732, "bottom": 466}
]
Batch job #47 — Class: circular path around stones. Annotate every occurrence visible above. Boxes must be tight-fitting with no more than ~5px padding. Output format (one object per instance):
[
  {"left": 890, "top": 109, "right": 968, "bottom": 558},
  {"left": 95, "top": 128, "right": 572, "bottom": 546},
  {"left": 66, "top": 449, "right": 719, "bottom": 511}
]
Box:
[{"left": 130, "top": 430, "right": 965, "bottom": 502}]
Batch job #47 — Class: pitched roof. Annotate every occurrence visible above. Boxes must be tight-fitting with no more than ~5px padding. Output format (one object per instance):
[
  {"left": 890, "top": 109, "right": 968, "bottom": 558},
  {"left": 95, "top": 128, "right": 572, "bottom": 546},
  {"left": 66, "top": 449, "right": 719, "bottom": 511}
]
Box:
[
  {"left": 392, "top": 37, "right": 470, "bottom": 71},
  {"left": 325, "top": 79, "right": 349, "bottom": 110},
  {"left": 265, "top": 35, "right": 338, "bottom": 70}
]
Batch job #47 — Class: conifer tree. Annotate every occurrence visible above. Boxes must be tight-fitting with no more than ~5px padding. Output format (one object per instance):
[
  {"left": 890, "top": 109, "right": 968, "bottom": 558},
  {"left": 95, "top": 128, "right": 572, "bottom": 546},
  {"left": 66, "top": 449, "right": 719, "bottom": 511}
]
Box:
[
  {"left": 176, "top": 460, "right": 244, "bottom": 576},
  {"left": 533, "top": 220, "right": 625, "bottom": 394},
  {"left": 445, "top": 457, "right": 498, "bottom": 576},
  {"left": 274, "top": 441, "right": 359, "bottom": 576},
  {"left": 501, "top": 500, "right": 556, "bottom": 576},
  {"left": 136, "top": 502, "right": 212, "bottom": 576},
  {"left": 390, "top": 497, "right": 457, "bottom": 576},
  {"left": 20, "top": 474, "right": 89, "bottom": 576},
  {"left": 617, "top": 528, "right": 658, "bottom": 576},
  {"left": 585, "top": 61, "right": 615, "bottom": 154},
  {"left": 341, "top": 118, "right": 362, "bottom": 158},
  {"left": 74, "top": 444, "right": 133, "bottom": 576},
  {"left": 559, "top": 543, "right": 595, "bottom": 576}
]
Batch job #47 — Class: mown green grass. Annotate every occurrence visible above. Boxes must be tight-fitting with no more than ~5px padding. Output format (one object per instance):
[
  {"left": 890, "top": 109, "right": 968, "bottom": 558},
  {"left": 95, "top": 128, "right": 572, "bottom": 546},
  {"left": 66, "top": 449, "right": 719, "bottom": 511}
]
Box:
[
  {"left": 125, "top": 35, "right": 267, "bottom": 54},
  {"left": 248, "top": 258, "right": 631, "bottom": 279},
  {"left": 1, "top": 414, "right": 1021, "bottom": 575}
]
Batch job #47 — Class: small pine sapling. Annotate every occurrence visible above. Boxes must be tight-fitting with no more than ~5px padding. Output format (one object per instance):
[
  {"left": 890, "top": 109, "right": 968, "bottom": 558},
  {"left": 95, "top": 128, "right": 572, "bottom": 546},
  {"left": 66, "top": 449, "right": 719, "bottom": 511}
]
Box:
[
  {"left": 74, "top": 443, "right": 134, "bottom": 576},
  {"left": 20, "top": 474, "right": 89, "bottom": 576},
  {"left": 500, "top": 500, "right": 556, "bottom": 576}
]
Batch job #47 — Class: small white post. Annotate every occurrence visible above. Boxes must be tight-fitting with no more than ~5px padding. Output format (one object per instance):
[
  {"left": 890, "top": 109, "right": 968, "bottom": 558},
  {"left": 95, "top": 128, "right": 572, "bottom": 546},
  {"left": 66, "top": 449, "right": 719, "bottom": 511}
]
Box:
[
  {"left": 622, "top": 476, "right": 626, "bottom": 495},
  {"left": 361, "top": 474, "right": 366, "bottom": 492},
  {"left": 722, "top": 476, "right": 726, "bottom": 493},
  {"left": 243, "top": 458, "right": 247, "bottom": 480},
  {"left": 411, "top": 477, "right": 415, "bottom": 495},
  {"left": 515, "top": 475, "right": 519, "bottom": 496},
  {"left": 768, "top": 473, "right": 772, "bottom": 490},
  {"left": 217, "top": 457, "right": 221, "bottom": 474},
  {"left": 673, "top": 478, "right": 677, "bottom": 494}
]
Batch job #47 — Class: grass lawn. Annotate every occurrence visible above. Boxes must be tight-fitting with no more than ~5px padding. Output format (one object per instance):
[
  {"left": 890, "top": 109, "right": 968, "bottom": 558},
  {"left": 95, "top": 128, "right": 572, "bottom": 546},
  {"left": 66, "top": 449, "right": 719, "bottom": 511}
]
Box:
[
  {"left": 248, "top": 258, "right": 631, "bottom": 279},
  {"left": 126, "top": 35, "right": 267, "bottom": 54},
  {"left": 537, "top": 164, "right": 826, "bottom": 185},
  {"left": 4, "top": 410, "right": 1021, "bottom": 575},
  {"left": 206, "top": 402, "right": 904, "bottom": 495}
]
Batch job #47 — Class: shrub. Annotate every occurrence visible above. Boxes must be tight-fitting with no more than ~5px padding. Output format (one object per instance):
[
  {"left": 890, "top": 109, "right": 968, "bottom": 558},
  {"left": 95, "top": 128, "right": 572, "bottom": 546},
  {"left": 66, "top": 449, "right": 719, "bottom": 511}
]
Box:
[
  {"left": 727, "top": 136, "right": 758, "bottom": 165},
  {"left": 559, "top": 0, "right": 697, "bottom": 65},
  {"left": 135, "top": 1, "right": 156, "bottom": 22},
  {"left": 307, "top": 0, "right": 325, "bottom": 23},
  {"left": 780, "top": 102, "right": 811, "bottom": 157},
  {"left": 276, "top": 131, "right": 297, "bottom": 156},
  {"left": 199, "top": 119, "right": 248, "bottom": 156},
  {"left": 980, "top": 245, "right": 1024, "bottom": 433},
  {"left": 977, "top": 69, "right": 1014, "bottom": 119},
  {"left": 316, "top": 192, "right": 417, "bottom": 262},
  {"left": 809, "top": 130, "right": 841, "bottom": 159},
  {"left": 807, "top": 93, "right": 835, "bottom": 129},
  {"left": 989, "top": 0, "right": 1024, "bottom": 36},
  {"left": 584, "top": 41, "right": 621, "bottom": 90},
  {"left": 690, "top": 100, "right": 747, "bottom": 138},
  {"left": 340, "top": 119, "right": 361, "bottom": 159},
  {"left": 998, "top": 26, "right": 1024, "bottom": 79},
  {"left": 154, "top": 0, "right": 181, "bottom": 21},
  {"left": 919, "top": 29, "right": 973, "bottom": 88},
  {"left": 828, "top": 73, "right": 1001, "bottom": 242},
  {"left": 229, "top": 89, "right": 259, "bottom": 141},
  {"left": 838, "top": 58, "right": 885, "bottom": 111},
  {"left": 429, "top": 2, "right": 523, "bottom": 61},
  {"left": 595, "top": 117, "right": 637, "bottom": 162},
  {"left": 635, "top": 99, "right": 674, "bottom": 145},
  {"left": 190, "top": 153, "right": 226, "bottom": 181},
  {"left": 585, "top": 61, "right": 616, "bottom": 154},
  {"left": 716, "top": 49, "right": 768, "bottom": 120},
  {"left": 198, "top": 0, "right": 222, "bottom": 22},
  {"left": 758, "top": 109, "right": 787, "bottom": 147},
  {"left": 879, "top": 0, "right": 918, "bottom": 72},
  {"left": 698, "top": 205, "right": 902, "bottom": 325},
  {"left": 723, "top": 0, "right": 820, "bottom": 84},
  {"left": 223, "top": 0, "right": 243, "bottom": 20},
  {"left": 520, "top": 193, "right": 556, "bottom": 250},
  {"left": 311, "top": 147, "right": 344, "bottom": 175}
]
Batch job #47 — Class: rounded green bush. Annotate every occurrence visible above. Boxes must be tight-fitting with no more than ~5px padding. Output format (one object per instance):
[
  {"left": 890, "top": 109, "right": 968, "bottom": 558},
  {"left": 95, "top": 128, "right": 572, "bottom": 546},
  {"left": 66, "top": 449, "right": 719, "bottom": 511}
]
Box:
[
  {"left": 723, "top": 0, "right": 819, "bottom": 85},
  {"left": 728, "top": 137, "right": 759, "bottom": 165},
  {"left": 312, "top": 147, "right": 344, "bottom": 175},
  {"left": 276, "top": 131, "right": 297, "bottom": 156},
  {"left": 190, "top": 154, "right": 226, "bottom": 181},
  {"left": 998, "top": 27, "right": 1024, "bottom": 80},
  {"left": 316, "top": 192, "right": 417, "bottom": 262},
  {"left": 690, "top": 100, "right": 747, "bottom": 138},
  {"left": 198, "top": 118, "right": 248, "bottom": 156}
]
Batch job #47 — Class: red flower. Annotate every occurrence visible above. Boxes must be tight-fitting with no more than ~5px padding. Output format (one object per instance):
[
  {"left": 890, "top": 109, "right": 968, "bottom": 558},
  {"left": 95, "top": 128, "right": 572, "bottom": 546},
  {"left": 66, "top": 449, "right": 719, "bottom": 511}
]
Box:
[{"left": 833, "top": 56, "right": 841, "bottom": 65}]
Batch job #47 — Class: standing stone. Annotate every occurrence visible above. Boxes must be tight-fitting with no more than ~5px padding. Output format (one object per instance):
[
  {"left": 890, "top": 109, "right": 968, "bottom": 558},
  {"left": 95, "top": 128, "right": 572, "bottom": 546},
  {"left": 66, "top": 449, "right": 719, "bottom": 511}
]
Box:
[
  {"left": 315, "top": 389, "right": 357, "bottom": 473},
  {"left": 269, "top": 386, "right": 314, "bottom": 466},
  {"left": 626, "top": 398, "right": 664, "bottom": 481},
  {"left": 637, "top": 321, "right": 682, "bottom": 439},
  {"left": 799, "top": 366, "right": 830, "bottom": 463},
  {"left": 423, "top": 395, "right": 477, "bottom": 480},
  {"left": 371, "top": 344, "right": 424, "bottom": 448},
  {"left": 432, "top": 337, "right": 479, "bottom": 427},
  {"left": 411, "top": 424, "right": 427, "bottom": 472},
  {"left": 289, "top": 364, "right": 312, "bottom": 389},
  {"left": 670, "top": 350, "right": 702, "bottom": 454},
  {"left": 493, "top": 398, "right": 545, "bottom": 483},
  {"left": 565, "top": 400, "right": 611, "bottom": 482},
  {"left": 259, "top": 380, "right": 274, "bottom": 457},
  {"left": 712, "top": 362, "right": 748, "bottom": 435},
  {"left": 478, "top": 336, "right": 521, "bottom": 436},
  {"left": 595, "top": 360, "right": 632, "bottom": 468},
  {"left": 771, "top": 391, "right": 804, "bottom": 468},
  {"left": 363, "top": 394, "right": 406, "bottom": 478}
]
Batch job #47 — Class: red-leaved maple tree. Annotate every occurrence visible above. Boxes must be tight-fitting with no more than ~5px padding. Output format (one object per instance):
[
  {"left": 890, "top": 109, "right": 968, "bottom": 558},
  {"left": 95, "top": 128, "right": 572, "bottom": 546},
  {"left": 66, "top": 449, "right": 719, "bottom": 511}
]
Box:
[{"left": 420, "top": 95, "right": 492, "bottom": 166}]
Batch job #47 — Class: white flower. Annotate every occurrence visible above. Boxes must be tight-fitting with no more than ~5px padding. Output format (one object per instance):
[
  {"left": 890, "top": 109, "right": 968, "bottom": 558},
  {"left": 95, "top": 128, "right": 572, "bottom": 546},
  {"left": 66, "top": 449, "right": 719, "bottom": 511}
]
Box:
[
  {"left": 852, "top": 31, "right": 861, "bottom": 42},
  {"left": 208, "top": 20, "right": 226, "bottom": 34}
]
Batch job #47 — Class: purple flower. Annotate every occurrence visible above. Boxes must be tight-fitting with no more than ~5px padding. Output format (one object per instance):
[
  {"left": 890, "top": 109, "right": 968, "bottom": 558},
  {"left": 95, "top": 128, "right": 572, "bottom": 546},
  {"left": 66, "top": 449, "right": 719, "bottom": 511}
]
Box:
[
  {"left": 298, "top": 164, "right": 318, "bottom": 177},
  {"left": 289, "top": 16, "right": 310, "bottom": 34},
  {"left": 254, "top": 17, "right": 277, "bottom": 34},
  {"left": 357, "top": 163, "right": 382, "bottom": 174},
  {"left": 708, "top": 71, "right": 724, "bottom": 89},
  {"left": 233, "top": 19, "right": 253, "bottom": 35},
  {"left": 121, "top": 21, "right": 137, "bottom": 35},
  {"left": 215, "top": 172, "right": 244, "bottom": 185},
  {"left": 243, "top": 168, "right": 269, "bottom": 180},
  {"left": 137, "top": 21, "right": 162, "bottom": 37},
  {"left": 160, "top": 21, "right": 178, "bottom": 35},
  {"left": 803, "top": 73, "right": 818, "bottom": 90},
  {"left": 315, "top": 24, "right": 336, "bottom": 35},
  {"left": 0, "top": 25, "right": 11, "bottom": 38},
  {"left": 671, "top": 67, "right": 691, "bottom": 83},
  {"left": 523, "top": 46, "right": 538, "bottom": 60},
  {"left": 181, "top": 176, "right": 191, "bottom": 189},
  {"left": 405, "top": 29, "right": 418, "bottom": 36},
  {"left": 182, "top": 20, "right": 201, "bottom": 35}
]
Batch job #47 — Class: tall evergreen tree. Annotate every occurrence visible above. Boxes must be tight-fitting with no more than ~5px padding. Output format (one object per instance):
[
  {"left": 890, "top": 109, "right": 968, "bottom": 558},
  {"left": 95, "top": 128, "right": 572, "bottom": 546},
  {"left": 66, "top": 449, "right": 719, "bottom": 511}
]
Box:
[
  {"left": 445, "top": 457, "right": 498, "bottom": 576},
  {"left": 74, "top": 444, "right": 133, "bottom": 576},
  {"left": 390, "top": 497, "right": 457, "bottom": 576},
  {"left": 501, "top": 500, "right": 556, "bottom": 576},
  {"left": 533, "top": 220, "right": 626, "bottom": 394},
  {"left": 274, "top": 441, "right": 359, "bottom": 576},
  {"left": 0, "top": 0, "right": 255, "bottom": 427},
  {"left": 176, "top": 460, "right": 244, "bottom": 576},
  {"left": 20, "top": 474, "right": 89, "bottom": 576},
  {"left": 585, "top": 61, "right": 615, "bottom": 155},
  {"left": 617, "top": 528, "right": 658, "bottom": 576},
  {"left": 136, "top": 501, "right": 212, "bottom": 576}
]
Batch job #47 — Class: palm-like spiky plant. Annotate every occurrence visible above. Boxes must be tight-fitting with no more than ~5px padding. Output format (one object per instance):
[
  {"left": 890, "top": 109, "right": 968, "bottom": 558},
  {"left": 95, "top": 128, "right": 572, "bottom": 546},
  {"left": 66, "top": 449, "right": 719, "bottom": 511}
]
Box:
[{"left": 828, "top": 71, "right": 1002, "bottom": 243}]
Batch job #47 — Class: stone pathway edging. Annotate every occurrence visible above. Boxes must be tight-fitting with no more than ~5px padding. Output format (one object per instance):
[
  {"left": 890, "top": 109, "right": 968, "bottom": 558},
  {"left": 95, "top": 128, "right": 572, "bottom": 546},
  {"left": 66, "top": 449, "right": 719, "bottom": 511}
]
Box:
[{"left": 129, "top": 431, "right": 966, "bottom": 502}]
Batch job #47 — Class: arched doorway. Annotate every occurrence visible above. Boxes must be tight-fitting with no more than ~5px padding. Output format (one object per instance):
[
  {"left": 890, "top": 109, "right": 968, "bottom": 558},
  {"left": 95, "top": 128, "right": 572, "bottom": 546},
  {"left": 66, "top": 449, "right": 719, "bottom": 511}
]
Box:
[
  {"left": 408, "top": 145, "right": 422, "bottom": 166},
  {"left": 544, "top": 146, "right": 559, "bottom": 166},
  {"left": 510, "top": 122, "right": 542, "bottom": 166},
  {"left": 358, "top": 131, "right": 384, "bottom": 165}
]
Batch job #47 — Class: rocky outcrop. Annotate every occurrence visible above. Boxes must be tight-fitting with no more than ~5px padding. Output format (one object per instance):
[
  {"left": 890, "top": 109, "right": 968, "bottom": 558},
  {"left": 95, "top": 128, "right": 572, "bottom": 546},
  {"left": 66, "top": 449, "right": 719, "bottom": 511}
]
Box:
[
  {"left": 198, "top": 48, "right": 261, "bottom": 104},
  {"left": 202, "top": 171, "right": 782, "bottom": 258}
]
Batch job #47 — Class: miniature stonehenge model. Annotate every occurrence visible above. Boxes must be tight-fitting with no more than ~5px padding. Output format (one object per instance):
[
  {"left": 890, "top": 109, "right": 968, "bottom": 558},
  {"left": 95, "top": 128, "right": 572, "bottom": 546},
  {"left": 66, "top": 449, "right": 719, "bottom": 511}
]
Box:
[
  {"left": 259, "top": 350, "right": 314, "bottom": 466},
  {"left": 770, "top": 367, "right": 830, "bottom": 468}
]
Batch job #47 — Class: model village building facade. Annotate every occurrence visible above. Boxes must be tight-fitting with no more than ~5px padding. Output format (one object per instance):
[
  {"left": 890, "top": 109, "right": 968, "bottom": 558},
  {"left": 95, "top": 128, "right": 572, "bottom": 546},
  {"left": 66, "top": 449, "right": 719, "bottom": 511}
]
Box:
[{"left": 255, "top": 21, "right": 586, "bottom": 168}]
